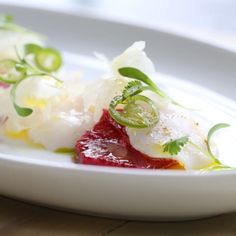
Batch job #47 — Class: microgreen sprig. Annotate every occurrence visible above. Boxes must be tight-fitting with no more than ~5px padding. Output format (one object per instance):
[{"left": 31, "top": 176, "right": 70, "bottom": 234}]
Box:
[
  {"left": 206, "top": 123, "right": 230, "bottom": 164},
  {"left": 0, "top": 43, "right": 63, "bottom": 117},
  {"left": 109, "top": 67, "right": 183, "bottom": 128},
  {"left": 119, "top": 67, "right": 181, "bottom": 106},
  {"left": 108, "top": 67, "right": 190, "bottom": 129}
]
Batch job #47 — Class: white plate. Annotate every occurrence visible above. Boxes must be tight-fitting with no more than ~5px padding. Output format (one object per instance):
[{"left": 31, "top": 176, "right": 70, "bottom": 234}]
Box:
[{"left": 1, "top": 3, "right": 236, "bottom": 221}]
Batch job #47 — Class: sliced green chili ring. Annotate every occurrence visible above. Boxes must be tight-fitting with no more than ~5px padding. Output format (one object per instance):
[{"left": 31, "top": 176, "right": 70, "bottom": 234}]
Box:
[
  {"left": 109, "top": 94, "right": 159, "bottom": 128},
  {"left": 35, "top": 48, "right": 62, "bottom": 73},
  {"left": 0, "top": 60, "right": 26, "bottom": 84}
]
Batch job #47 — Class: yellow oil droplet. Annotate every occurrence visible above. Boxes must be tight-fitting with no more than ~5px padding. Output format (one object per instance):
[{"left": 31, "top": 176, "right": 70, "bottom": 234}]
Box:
[
  {"left": 152, "top": 143, "right": 166, "bottom": 155},
  {"left": 27, "top": 141, "right": 45, "bottom": 149},
  {"left": 5, "top": 129, "right": 44, "bottom": 149},
  {"left": 55, "top": 147, "right": 74, "bottom": 154},
  {"left": 24, "top": 97, "right": 47, "bottom": 109},
  {"left": 168, "top": 163, "right": 185, "bottom": 170},
  {"left": 88, "top": 105, "right": 95, "bottom": 113},
  {"left": 5, "top": 129, "right": 29, "bottom": 139},
  {"left": 151, "top": 143, "right": 185, "bottom": 170}
]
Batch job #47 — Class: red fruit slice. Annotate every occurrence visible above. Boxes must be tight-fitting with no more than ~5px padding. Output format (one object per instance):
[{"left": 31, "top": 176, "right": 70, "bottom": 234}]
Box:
[{"left": 75, "top": 109, "right": 181, "bottom": 169}]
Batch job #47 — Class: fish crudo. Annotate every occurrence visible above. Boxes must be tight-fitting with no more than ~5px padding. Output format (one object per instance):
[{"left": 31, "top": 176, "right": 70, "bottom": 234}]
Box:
[{"left": 0, "top": 15, "right": 234, "bottom": 171}]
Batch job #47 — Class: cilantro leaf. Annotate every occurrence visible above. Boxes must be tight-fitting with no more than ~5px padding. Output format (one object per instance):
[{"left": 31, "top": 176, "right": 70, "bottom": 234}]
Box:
[
  {"left": 122, "top": 80, "right": 143, "bottom": 99},
  {"left": 163, "top": 136, "right": 189, "bottom": 155}
]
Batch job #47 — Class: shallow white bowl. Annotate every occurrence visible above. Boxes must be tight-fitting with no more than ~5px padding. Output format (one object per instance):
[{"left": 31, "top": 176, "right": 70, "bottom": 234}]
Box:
[{"left": 0, "top": 3, "right": 236, "bottom": 221}]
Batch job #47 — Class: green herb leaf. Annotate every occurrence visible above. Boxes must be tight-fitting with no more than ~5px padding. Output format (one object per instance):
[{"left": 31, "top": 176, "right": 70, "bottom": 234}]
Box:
[
  {"left": 122, "top": 80, "right": 143, "bottom": 99},
  {"left": 10, "top": 82, "right": 33, "bottom": 117},
  {"left": 119, "top": 67, "right": 167, "bottom": 98},
  {"left": 119, "top": 67, "right": 157, "bottom": 89},
  {"left": 124, "top": 80, "right": 143, "bottom": 92},
  {"left": 0, "top": 16, "right": 62, "bottom": 117},
  {"left": 13, "top": 103, "right": 33, "bottom": 117},
  {"left": 109, "top": 67, "right": 162, "bottom": 128},
  {"left": 109, "top": 67, "right": 173, "bottom": 128},
  {"left": 0, "top": 47, "right": 62, "bottom": 117},
  {"left": 163, "top": 136, "right": 189, "bottom": 155},
  {"left": 118, "top": 67, "right": 183, "bottom": 106}
]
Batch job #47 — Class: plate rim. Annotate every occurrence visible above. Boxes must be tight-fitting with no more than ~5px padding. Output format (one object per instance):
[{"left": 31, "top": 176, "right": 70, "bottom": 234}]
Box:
[
  {"left": 1, "top": 151, "right": 236, "bottom": 178},
  {"left": 1, "top": 1, "right": 236, "bottom": 56}
]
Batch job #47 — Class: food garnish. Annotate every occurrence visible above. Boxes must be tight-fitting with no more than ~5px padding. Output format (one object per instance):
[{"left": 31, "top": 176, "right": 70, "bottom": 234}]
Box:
[
  {"left": 109, "top": 69, "right": 159, "bottom": 128},
  {"left": 108, "top": 66, "right": 192, "bottom": 129},
  {"left": 206, "top": 123, "right": 230, "bottom": 163},
  {"left": 0, "top": 40, "right": 62, "bottom": 117},
  {"left": 162, "top": 123, "right": 231, "bottom": 171},
  {"left": 203, "top": 123, "right": 232, "bottom": 171},
  {"left": 0, "top": 15, "right": 62, "bottom": 116},
  {"left": 163, "top": 136, "right": 189, "bottom": 155},
  {"left": 0, "top": 44, "right": 62, "bottom": 116},
  {"left": 109, "top": 67, "right": 175, "bottom": 128}
]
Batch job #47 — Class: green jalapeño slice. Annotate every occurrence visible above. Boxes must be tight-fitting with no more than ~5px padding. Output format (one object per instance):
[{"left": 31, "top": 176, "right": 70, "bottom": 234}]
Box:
[{"left": 109, "top": 94, "right": 159, "bottom": 128}]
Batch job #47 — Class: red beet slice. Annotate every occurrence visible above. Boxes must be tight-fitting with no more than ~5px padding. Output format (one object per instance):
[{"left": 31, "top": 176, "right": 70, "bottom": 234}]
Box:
[{"left": 75, "top": 109, "right": 180, "bottom": 169}]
